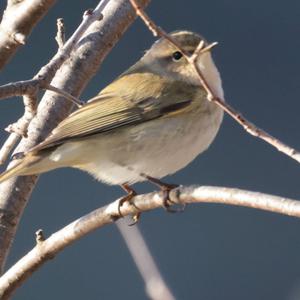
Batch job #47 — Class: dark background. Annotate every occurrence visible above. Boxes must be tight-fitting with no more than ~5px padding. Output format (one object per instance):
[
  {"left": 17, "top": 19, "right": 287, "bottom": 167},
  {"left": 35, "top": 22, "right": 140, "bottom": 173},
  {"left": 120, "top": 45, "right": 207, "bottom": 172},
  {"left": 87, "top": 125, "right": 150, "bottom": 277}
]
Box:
[{"left": 1, "top": 1, "right": 300, "bottom": 299}]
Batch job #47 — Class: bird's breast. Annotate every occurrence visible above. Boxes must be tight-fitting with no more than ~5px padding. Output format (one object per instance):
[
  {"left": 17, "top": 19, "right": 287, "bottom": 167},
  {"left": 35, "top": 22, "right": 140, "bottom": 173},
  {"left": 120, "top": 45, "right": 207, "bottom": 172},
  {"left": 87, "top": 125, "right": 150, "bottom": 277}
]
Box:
[{"left": 76, "top": 98, "right": 223, "bottom": 185}]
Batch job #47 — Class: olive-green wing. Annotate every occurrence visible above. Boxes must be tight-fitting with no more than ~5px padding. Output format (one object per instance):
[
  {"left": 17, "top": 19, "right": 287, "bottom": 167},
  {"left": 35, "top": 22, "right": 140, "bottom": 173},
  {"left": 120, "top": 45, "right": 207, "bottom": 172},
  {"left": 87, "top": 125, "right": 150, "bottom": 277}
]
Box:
[
  {"left": 30, "top": 70, "right": 198, "bottom": 153},
  {"left": 31, "top": 93, "right": 191, "bottom": 153}
]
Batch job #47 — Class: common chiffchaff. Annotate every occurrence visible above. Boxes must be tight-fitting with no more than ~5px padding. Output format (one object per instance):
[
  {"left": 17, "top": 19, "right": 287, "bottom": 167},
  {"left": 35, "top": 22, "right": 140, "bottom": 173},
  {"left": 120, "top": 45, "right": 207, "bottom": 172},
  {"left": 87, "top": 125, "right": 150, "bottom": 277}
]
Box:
[{"left": 0, "top": 31, "right": 224, "bottom": 194}]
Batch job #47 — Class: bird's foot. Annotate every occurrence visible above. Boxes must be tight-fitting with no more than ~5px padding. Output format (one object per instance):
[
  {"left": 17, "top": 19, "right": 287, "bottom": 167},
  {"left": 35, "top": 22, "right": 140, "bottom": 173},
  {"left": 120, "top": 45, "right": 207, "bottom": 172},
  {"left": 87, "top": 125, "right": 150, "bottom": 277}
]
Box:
[
  {"left": 119, "top": 184, "right": 141, "bottom": 224},
  {"left": 144, "top": 175, "right": 186, "bottom": 213},
  {"left": 128, "top": 212, "right": 141, "bottom": 226}
]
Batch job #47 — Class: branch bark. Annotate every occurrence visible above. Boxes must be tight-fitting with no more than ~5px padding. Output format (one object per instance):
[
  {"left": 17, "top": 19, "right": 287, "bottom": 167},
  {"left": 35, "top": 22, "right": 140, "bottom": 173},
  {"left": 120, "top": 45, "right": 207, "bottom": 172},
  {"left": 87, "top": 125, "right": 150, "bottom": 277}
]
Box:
[
  {"left": 0, "top": 0, "right": 150, "bottom": 273},
  {"left": 0, "top": 185, "right": 299, "bottom": 299},
  {"left": 0, "top": 2, "right": 106, "bottom": 164},
  {"left": 0, "top": 0, "right": 57, "bottom": 70}
]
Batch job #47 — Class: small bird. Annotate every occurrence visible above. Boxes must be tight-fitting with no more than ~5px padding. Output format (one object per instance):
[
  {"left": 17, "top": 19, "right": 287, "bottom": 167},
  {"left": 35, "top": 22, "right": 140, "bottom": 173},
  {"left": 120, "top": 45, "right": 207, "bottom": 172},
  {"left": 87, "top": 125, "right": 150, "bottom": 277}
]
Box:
[{"left": 0, "top": 31, "right": 224, "bottom": 217}]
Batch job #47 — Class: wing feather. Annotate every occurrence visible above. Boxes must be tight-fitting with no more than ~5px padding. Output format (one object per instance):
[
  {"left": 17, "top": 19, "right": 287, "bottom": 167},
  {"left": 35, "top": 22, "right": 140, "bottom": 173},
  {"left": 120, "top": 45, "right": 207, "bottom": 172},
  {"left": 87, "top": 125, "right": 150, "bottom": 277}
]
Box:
[
  {"left": 31, "top": 74, "right": 197, "bottom": 153},
  {"left": 32, "top": 95, "right": 160, "bottom": 152}
]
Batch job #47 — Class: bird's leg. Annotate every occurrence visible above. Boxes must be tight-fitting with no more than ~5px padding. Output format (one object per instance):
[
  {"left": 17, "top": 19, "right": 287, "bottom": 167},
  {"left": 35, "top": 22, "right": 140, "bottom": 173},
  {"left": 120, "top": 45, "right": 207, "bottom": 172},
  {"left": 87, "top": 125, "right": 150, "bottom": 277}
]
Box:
[
  {"left": 144, "top": 175, "right": 186, "bottom": 213},
  {"left": 119, "top": 184, "right": 141, "bottom": 225}
]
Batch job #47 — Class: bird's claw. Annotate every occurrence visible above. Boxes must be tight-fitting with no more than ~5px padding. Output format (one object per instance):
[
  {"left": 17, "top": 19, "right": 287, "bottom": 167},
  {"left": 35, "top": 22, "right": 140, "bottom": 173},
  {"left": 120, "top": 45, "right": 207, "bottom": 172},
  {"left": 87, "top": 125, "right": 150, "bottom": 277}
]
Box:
[
  {"left": 162, "top": 188, "right": 186, "bottom": 213},
  {"left": 128, "top": 212, "right": 141, "bottom": 226}
]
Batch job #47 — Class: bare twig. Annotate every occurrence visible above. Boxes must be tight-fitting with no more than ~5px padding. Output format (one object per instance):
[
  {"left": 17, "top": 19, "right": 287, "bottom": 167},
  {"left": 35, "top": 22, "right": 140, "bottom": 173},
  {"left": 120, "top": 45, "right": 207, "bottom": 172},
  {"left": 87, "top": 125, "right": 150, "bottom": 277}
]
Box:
[
  {"left": 129, "top": 0, "right": 300, "bottom": 163},
  {"left": 0, "top": 84, "right": 83, "bottom": 165},
  {"left": 117, "top": 219, "right": 176, "bottom": 300},
  {"left": 0, "top": 185, "right": 300, "bottom": 299},
  {"left": 0, "top": 0, "right": 107, "bottom": 103},
  {"left": 0, "top": 0, "right": 150, "bottom": 274},
  {"left": 45, "top": 85, "right": 83, "bottom": 107},
  {"left": 35, "top": 229, "right": 45, "bottom": 244},
  {"left": 0, "top": 81, "right": 83, "bottom": 106},
  {"left": 0, "top": 0, "right": 57, "bottom": 70},
  {"left": 0, "top": 134, "right": 19, "bottom": 165},
  {"left": 0, "top": 0, "right": 109, "bottom": 266},
  {"left": 0, "top": 1, "right": 103, "bottom": 164},
  {"left": 5, "top": 94, "right": 37, "bottom": 137},
  {"left": 0, "top": 0, "right": 106, "bottom": 101},
  {"left": 0, "top": 94, "right": 37, "bottom": 164},
  {"left": 55, "top": 18, "right": 65, "bottom": 48}
]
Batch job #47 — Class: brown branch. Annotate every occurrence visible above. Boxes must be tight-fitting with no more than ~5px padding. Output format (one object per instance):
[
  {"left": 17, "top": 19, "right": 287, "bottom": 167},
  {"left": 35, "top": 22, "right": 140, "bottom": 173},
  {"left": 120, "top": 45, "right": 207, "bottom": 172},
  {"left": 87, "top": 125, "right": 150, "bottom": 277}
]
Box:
[
  {"left": 0, "top": 0, "right": 150, "bottom": 274},
  {"left": 0, "top": 0, "right": 57, "bottom": 70},
  {"left": 0, "top": 185, "right": 299, "bottom": 299},
  {"left": 129, "top": 0, "right": 300, "bottom": 164}
]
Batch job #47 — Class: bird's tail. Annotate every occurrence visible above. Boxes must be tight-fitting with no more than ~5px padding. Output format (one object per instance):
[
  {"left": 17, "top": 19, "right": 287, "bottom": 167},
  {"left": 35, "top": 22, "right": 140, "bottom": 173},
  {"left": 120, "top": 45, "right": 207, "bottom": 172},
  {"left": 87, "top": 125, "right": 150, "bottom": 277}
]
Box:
[{"left": 0, "top": 152, "right": 55, "bottom": 183}]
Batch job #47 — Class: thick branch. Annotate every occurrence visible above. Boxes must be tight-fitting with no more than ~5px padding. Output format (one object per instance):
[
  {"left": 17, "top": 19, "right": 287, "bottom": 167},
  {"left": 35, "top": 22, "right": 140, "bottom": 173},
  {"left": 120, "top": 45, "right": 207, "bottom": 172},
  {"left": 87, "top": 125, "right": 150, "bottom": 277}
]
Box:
[
  {"left": 0, "top": 0, "right": 150, "bottom": 272},
  {"left": 0, "top": 0, "right": 57, "bottom": 70},
  {"left": 0, "top": 185, "right": 299, "bottom": 299}
]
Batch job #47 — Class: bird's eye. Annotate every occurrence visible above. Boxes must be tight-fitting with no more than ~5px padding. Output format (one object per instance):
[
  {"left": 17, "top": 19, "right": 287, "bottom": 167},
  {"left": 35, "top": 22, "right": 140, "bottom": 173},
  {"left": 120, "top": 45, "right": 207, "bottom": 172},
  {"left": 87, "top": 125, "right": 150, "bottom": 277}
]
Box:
[{"left": 172, "top": 51, "right": 183, "bottom": 61}]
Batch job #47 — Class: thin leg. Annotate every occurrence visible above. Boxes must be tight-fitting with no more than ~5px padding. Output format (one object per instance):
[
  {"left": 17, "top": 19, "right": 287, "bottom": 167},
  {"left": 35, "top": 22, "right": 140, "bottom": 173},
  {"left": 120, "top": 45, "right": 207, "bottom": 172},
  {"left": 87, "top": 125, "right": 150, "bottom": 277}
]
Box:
[
  {"left": 119, "top": 184, "right": 140, "bottom": 225},
  {"left": 144, "top": 175, "right": 178, "bottom": 190},
  {"left": 121, "top": 183, "right": 137, "bottom": 197}
]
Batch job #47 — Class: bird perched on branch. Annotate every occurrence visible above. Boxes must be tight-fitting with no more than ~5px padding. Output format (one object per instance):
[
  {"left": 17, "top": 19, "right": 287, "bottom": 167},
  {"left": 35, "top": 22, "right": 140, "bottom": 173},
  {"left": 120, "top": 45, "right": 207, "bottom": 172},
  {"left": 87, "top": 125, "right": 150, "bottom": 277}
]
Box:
[{"left": 0, "top": 31, "right": 224, "bottom": 220}]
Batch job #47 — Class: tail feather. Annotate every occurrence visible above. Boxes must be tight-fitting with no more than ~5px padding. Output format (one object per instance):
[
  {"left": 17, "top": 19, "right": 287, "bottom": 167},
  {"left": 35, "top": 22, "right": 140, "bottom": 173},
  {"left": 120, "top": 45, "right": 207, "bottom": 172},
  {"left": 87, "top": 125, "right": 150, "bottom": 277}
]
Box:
[{"left": 0, "top": 153, "right": 52, "bottom": 183}]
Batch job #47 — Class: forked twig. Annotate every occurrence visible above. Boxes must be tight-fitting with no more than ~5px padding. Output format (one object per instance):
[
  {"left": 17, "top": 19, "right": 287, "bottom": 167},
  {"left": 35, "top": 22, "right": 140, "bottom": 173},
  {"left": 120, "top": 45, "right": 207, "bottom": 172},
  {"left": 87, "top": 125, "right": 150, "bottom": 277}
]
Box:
[
  {"left": 129, "top": 0, "right": 300, "bottom": 163},
  {"left": 0, "top": 2, "right": 102, "bottom": 164}
]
